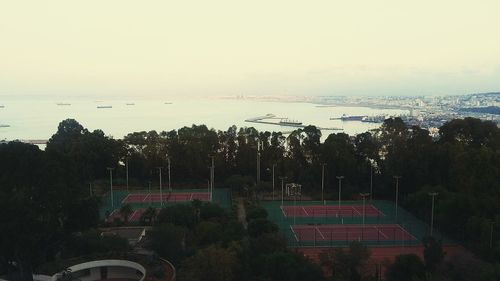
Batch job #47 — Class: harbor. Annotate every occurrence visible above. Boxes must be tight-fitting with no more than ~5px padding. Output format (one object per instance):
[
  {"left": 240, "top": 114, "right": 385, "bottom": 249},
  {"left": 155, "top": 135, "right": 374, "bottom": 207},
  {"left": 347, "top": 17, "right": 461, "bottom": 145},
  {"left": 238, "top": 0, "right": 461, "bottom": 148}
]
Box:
[{"left": 245, "top": 114, "right": 342, "bottom": 131}]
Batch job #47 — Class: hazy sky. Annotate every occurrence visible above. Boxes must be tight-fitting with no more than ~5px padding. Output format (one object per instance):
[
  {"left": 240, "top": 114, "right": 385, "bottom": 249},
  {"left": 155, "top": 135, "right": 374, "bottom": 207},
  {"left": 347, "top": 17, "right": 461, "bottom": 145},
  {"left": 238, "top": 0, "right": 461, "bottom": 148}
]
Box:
[{"left": 1, "top": 0, "right": 500, "bottom": 97}]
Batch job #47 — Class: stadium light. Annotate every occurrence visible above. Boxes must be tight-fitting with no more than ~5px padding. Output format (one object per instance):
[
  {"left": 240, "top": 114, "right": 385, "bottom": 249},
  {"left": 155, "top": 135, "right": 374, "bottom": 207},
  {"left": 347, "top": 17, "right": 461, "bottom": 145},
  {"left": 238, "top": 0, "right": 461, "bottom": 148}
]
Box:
[
  {"left": 256, "top": 140, "right": 262, "bottom": 183},
  {"left": 428, "top": 192, "right": 438, "bottom": 236},
  {"left": 360, "top": 192, "right": 370, "bottom": 227},
  {"left": 369, "top": 161, "right": 374, "bottom": 201},
  {"left": 321, "top": 163, "right": 327, "bottom": 204},
  {"left": 209, "top": 155, "right": 215, "bottom": 202},
  {"left": 126, "top": 157, "right": 129, "bottom": 192},
  {"left": 272, "top": 164, "right": 276, "bottom": 200},
  {"left": 107, "top": 167, "right": 114, "bottom": 207},
  {"left": 157, "top": 167, "right": 163, "bottom": 206},
  {"left": 393, "top": 176, "right": 402, "bottom": 223},
  {"left": 166, "top": 155, "right": 171, "bottom": 192},
  {"left": 336, "top": 176, "right": 344, "bottom": 208},
  {"left": 279, "top": 176, "right": 287, "bottom": 207}
]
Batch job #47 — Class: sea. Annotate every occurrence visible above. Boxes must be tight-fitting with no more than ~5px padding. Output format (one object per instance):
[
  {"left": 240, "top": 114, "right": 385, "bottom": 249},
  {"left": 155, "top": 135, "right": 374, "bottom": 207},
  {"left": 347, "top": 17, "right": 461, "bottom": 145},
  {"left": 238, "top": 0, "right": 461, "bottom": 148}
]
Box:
[{"left": 0, "top": 96, "right": 407, "bottom": 142}]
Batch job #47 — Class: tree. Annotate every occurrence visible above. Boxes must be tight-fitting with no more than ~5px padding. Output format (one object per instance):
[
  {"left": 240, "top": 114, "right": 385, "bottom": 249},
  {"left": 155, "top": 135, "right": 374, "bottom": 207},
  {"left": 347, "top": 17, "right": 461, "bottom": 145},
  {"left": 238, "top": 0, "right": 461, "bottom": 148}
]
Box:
[
  {"left": 148, "top": 223, "right": 190, "bottom": 264},
  {"left": 320, "top": 241, "right": 371, "bottom": 281},
  {"left": 119, "top": 204, "right": 133, "bottom": 223},
  {"left": 157, "top": 204, "right": 196, "bottom": 228},
  {"left": 177, "top": 245, "right": 240, "bottom": 281},
  {"left": 423, "top": 236, "right": 445, "bottom": 272},
  {"left": 386, "top": 254, "right": 425, "bottom": 281},
  {"left": 247, "top": 219, "right": 278, "bottom": 238},
  {"left": 246, "top": 205, "right": 268, "bottom": 222},
  {"left": 0, "top": 140, "right": 101, "bottom": 281},
  {"left": 260, "top": 251, "right": 325, "bottom": 281}
]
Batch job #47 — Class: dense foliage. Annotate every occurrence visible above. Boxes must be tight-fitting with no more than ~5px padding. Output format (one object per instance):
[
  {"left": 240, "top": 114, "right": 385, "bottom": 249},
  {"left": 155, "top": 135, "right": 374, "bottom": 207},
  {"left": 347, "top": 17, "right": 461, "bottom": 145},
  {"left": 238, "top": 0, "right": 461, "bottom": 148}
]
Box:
[{"left": 1, "top": 117, "right": 499, "bottom": 281}]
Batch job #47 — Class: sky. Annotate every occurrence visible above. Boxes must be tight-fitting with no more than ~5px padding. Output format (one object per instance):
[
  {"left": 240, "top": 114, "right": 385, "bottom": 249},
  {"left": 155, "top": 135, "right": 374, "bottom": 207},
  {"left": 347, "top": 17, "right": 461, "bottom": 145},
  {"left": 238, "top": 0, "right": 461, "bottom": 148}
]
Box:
[{"left": 1, "top": 0, "right": 500, "bottom": 98}]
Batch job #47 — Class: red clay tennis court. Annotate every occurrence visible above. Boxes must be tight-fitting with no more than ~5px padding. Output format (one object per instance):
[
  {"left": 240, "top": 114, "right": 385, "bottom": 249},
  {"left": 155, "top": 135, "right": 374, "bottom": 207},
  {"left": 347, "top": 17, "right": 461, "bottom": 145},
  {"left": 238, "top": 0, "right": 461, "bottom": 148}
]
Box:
[
  {"left": 281, "top": 204, "right": 383, "bottom": 218},
  {"left": 107, "top": 208, "right": 161, "bottom": 222},
  {"left": 122, "top": 192, "right": 210, "bottom": 203},
  {"left": 290, "top": 224, "right": 416, "bottom": 242}
]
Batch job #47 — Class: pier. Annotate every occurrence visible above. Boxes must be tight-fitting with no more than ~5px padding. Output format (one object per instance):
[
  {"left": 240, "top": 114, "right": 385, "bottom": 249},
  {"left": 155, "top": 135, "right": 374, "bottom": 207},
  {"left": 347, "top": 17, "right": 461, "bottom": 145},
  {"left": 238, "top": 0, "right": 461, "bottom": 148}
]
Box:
[
  {"left": 245, "top": 114, "right": 342, "bottom": 131},
  {"left": 1, "top": 139, "right": 49, "bottom": 145}
]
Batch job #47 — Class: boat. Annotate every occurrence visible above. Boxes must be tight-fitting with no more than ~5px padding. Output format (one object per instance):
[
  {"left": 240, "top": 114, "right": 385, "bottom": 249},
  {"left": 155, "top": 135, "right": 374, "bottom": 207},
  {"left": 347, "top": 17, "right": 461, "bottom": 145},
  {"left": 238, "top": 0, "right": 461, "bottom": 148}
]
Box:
[
  {"left": 330, "top": 114, "right": 367, "bottom": 121},
  {"left": 279, "top": 119, "right": 303, "bottom": 126},
  {"left": 97, "top": 105, "right": 112, "bottom": 109},
  {"left": 361, "top": 115, "right": 386, "bottom": 123},
  {"left": 56, "top": 103, "right": 71, "bottom": 106},
  {"left": 164, "top": 102, "right": 173, "bottom": 105},
  {"left": 0, "top": 124, "right": 10, "bottom": 128},
  {"left": 126, "top": 103, "right": 135, "bottom": 106},
  {"left": 0, "top": 105, "right": 5, "bottom": 108}
]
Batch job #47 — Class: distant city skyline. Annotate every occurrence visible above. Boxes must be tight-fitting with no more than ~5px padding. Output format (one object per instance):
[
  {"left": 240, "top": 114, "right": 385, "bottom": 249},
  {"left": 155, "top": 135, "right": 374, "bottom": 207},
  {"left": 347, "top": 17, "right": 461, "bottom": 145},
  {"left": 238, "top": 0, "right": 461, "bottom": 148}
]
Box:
[{"left": 1, "top": 0, "right": 500, "bottom": 97}]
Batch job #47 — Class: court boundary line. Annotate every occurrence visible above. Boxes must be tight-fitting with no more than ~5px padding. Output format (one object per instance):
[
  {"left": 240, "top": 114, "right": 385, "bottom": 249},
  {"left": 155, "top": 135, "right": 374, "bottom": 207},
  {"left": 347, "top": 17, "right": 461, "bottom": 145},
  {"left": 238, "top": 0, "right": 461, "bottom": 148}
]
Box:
[
  {"left": 302, "top": 206, "right": 309, "bottom": 216},
  {"left": 290, "top": 225, "right": 299, "bottom": 242},
  {"left": 129, "top": 209, "right": 139, "bottom": 221},
  {"left": 397, "top": 224, "right": 418, "bottom": 241},
  {"left": 282, "top": 204, "right": 385, "bottom": 218},
  {"left": 280, "top": 205, "right": 288, "bottom": 218},
  {"left": 315, "top": 227, "right": 326, "bottom": 240},
  {"left": 374, "top": 226, "right": 389, "bottom": 239},
  {"left": 121, "top": 194, "right": 131, "bottom": 204}
]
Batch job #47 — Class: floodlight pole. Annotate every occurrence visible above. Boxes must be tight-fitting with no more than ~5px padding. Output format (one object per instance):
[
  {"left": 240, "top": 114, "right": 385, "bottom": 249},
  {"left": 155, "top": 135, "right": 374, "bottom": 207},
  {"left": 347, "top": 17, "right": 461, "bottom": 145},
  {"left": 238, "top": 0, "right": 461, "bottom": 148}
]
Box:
[
  {"left": 279, "top": 176, "right": 287, "bottom": 207},
  {"left": 107, "top": 167, "right": 114, "bottom": 207},
  {"left": 336, "top": 176, "right": 344, "bottom": 208},
  {"left": 272, "top": 164, "right": 276, "bottom": 200},
  {"left": 394, "top": 176, "right": 402, "bottom": 223},
  {"left": 370, "top": 163, "right": 373, "bottom": 201},
  {"left": 294, "top": 185, "right": 297, "bottom": 225},
  {"left": 360, "top": 193, "right": 370, "bottom": 227},
  {"left": 257, "top": 141, "right": 261, "bottom": 183},
  {"left": 321, "top": 163, "right": 326, "bottom": 203},
  {"left": 157, "top": 167, "right": 163, "bottom": 206},
  {"left": 429, "top": 192, "right": 438, "bottom": 236},
  {"left": 126, "top": 157, "right": 129, "bottom": 192},
  {"left": 167, "top": 156, "right": 171, "bottom": 192},
  {"left": 210, "top": 155, "right": 215, "bottom": 202}
]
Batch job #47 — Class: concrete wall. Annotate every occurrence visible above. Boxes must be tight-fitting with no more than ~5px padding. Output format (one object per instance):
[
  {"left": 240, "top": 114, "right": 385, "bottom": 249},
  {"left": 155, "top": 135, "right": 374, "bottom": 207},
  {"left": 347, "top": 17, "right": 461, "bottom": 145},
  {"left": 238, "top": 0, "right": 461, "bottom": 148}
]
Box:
[
  {"left": 34, "top": 260, "right": 146, "bottom": 281},
  {"left": 69, "top": 260, "right": 145, "bottom": 281}
]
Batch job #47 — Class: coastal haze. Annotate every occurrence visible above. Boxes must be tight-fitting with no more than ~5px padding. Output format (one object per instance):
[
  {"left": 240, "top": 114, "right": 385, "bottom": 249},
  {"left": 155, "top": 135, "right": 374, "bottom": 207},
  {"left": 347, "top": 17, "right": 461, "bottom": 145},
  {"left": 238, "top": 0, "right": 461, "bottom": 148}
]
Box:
[
  {"left": 1, "top": 1, "right": 500, "bottom": 98},
  {"left": 0, "top": 97, "right": 406, "bottom": 141}
]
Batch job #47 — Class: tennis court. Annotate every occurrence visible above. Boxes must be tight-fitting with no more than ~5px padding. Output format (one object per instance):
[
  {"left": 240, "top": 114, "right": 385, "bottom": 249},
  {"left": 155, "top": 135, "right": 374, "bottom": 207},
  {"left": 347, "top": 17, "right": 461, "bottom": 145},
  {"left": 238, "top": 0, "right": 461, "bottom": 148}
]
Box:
[
  {"left": 281, "top": 204, "right": 383, "bottom": 218},
  {"left": 290, "top": 224, "right": 416, "bottom": 242},
  {"left": 107, "top": 207, "right": 161, "bottom": 222},
  {"left": 122, "top": 192, "right": 210, "bottom": 203}
]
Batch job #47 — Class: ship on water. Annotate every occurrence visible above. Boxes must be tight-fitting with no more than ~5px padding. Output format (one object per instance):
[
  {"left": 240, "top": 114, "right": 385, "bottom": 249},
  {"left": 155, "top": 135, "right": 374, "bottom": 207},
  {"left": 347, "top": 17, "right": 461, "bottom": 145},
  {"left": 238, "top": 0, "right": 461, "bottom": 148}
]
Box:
[
  {"left": 56, "top": 103, "right": 71, "bottom": 106},
  {"left": 330, "top": 114, "right": 367, "bottom": 121},
  {"left": 0, "top": 124, "right": 10, "bottom": 128},
  {"left": 279, "top": 119, "right": 303, "bottom": 126},
  {"left": 97, "top": 105, "right": 112, "bottom": 109}
]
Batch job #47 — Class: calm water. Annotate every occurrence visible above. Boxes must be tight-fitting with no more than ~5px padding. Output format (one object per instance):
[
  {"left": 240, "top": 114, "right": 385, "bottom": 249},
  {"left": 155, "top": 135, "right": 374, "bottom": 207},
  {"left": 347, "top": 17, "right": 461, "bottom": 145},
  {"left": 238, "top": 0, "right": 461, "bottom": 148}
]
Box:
[{"left": 0, "top": 96, "right": 406, "bottom": 141}]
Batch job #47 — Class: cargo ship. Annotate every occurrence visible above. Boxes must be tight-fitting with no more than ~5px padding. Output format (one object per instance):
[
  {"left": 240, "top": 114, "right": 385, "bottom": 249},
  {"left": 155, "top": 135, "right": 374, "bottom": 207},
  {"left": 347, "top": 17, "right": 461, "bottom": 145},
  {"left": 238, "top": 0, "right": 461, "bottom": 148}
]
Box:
[
  {"left": 97, "top": 105, "right": 112, "bottom": 109},
  {"left": 279, "top": 119, "right": 303, "bottom": 126},
  {"left": 330, "top": 114, "right": 367, "bottom": 121}
]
